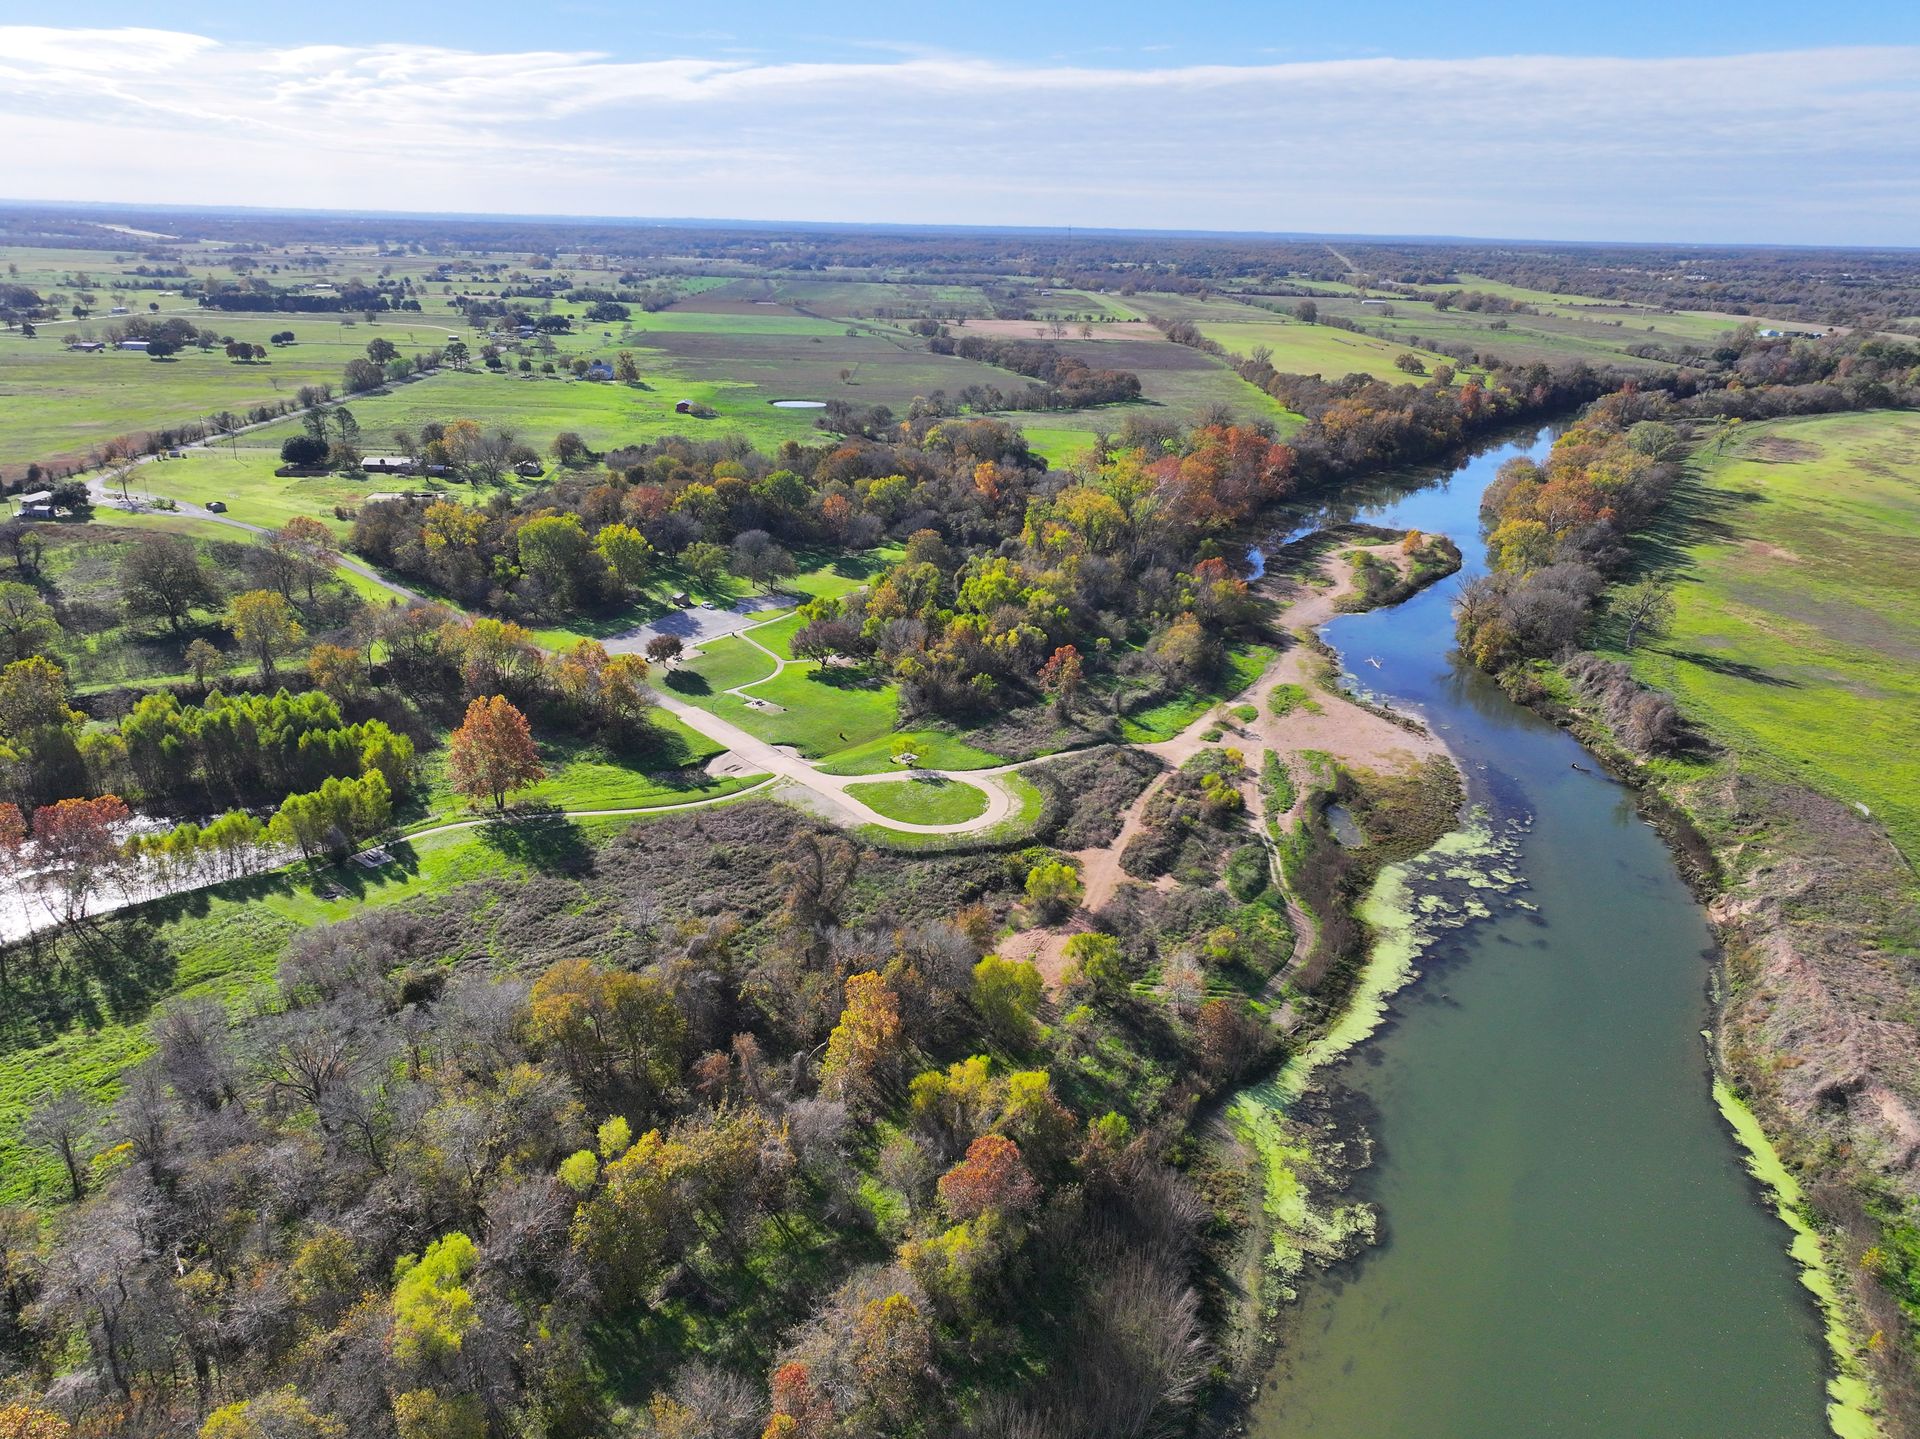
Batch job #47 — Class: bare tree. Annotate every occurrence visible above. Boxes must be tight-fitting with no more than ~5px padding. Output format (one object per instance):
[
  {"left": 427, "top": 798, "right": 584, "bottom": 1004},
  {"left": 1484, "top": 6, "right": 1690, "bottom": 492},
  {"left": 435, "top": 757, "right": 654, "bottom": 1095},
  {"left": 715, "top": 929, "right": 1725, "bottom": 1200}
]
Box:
[{"left": 24, "top": 1089, "right": 99, "bottom": 1201}]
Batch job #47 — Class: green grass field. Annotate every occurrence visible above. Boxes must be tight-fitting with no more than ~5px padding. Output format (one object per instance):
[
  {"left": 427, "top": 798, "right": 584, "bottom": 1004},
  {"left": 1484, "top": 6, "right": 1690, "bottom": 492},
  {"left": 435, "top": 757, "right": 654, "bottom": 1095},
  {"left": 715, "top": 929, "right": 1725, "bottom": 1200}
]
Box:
[
  {"left": 845, "top": 774, "right": 993, "bottom": 824},
  {"left": 403, "top": 714, "right": 735, "bottom": 829},
  {"left": 816, "top": 729, "right": 1010, "bottom": 775},
  {"left": 662, "top": 657, "right": 901, "bottom": 759},
  {"left": 1611, "top": 412, "right": 1920, "bottom": 861}
]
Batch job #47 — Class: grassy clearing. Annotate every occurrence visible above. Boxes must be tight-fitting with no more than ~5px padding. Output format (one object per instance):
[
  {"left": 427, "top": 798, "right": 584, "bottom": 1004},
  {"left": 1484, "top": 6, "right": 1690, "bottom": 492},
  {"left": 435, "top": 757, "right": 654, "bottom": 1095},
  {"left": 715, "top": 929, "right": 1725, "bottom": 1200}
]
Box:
[
  {"left": 1610, "top": 412, "right": 1920, "bottom": 862},
  {"left": 662, "top": 658, "right": 900, "bottom": 760},
  {"left": 1117, "top": 645, "right": 1278, "bottom": 743},
  {"left": 1196, "top": 316, "right": 1462, "bottom": 384},
  {"left": 672, "top": 634, "right": 780, "bottom": 692},
  {"left": 845, "top": 775, "right": 993, "bottom": 825},
  {"left": 854, "top": 772, "right": 1046, "bottom": 851},
  {"left": 403, "top": 718, "right": 736, "bottom": 831},
  {"left": 817, "top": 729, "right": 1009, "bottom": 776}
]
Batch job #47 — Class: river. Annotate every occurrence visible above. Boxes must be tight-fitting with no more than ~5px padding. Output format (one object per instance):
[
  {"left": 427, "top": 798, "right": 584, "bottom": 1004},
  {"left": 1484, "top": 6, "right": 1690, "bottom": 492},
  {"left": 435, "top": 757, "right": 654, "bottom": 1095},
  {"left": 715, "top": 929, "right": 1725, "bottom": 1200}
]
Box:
[{"left": 1245, "top": 428, "right": 1833, "bottom": 1438}]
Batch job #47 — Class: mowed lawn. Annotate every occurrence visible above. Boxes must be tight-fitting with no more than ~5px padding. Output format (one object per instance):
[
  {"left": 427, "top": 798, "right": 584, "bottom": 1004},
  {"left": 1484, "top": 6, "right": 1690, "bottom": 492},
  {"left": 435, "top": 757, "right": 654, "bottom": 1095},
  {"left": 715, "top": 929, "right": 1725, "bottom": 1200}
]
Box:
[
  {"left": 663, "top": 657, "right": 900, "bottom": 759},
  {"left": 1614, "top": 411, "right": 1920, "bottom": 861},
  {"left": 846, "top": 775, "right": 992, "bottom": 824}
]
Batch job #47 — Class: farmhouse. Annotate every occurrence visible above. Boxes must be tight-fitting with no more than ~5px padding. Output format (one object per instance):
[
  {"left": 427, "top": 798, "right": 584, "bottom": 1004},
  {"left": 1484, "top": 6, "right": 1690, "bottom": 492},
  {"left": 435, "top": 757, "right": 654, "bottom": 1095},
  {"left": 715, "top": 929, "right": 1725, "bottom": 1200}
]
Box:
[
  {"left": 514, "top": 459, "right": 543, "bottom": 477},
  {"left": 362, "top": 456, "right": 415, "bottom": 474},
  {"left": 585, "top": 361, "right": 614, "bottom": 380},
  {"left": 12, "top": 490, "right": 55, "bottom": 519}
]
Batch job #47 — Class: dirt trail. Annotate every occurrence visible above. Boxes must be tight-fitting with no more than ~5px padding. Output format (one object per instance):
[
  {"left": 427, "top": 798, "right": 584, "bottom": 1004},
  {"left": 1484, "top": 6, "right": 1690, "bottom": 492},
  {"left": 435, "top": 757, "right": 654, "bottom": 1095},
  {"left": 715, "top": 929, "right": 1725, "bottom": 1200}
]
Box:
[{"left": 1002, "top": 540, "right": 1449, "bottom": 991}]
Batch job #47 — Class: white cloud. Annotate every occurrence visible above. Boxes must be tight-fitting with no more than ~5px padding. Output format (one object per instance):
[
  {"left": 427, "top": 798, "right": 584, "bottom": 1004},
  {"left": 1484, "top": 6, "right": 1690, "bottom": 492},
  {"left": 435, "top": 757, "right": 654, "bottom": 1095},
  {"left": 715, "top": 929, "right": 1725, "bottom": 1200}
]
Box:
[{"left": 1, "top": 28, "right": 1917, "bottom": 242}]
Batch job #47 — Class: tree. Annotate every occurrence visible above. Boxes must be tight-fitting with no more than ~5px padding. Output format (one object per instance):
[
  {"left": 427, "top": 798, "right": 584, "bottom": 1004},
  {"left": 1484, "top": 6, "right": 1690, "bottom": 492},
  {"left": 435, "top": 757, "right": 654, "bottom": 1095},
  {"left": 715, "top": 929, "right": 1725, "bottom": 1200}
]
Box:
[
  {"left": 226, "top": 589, "right": 305, "bottom": 681},
  {"left": 267, "top": 772, "right": 390, "bottom": 862},
  {"left": 644, "top": 634, "right": 683, "bottom": 666},
  {"left": 0, "top": 1404, "right": 72, "bottom": 1439},
  {"left": 390, "top": 1232, "right": 479, "bottom": 1367},
  {"left": 528, "top": 958, "right": 684, "bottom": 1104},
  {"left": 517, "top": 514, "right": 596, "bottom": 607},
  {"left": 822, "top": 971, "right": 902, "bottom": 1110},
  {"left": 23, "top": 1088, "right": 97, "bottom": 1201},
  {"left": 342, "top": 356, "right": 383, "bottom": 393},
  {"left": 971, "top": 953, "right": 1043, "bottom": 1047},
  {"left": 31, "top": 795, "right": 131, "bottom": 927},
  {"left": 279, "top": 433, "right": 329, "bottom": 467},
  {"left": 0, "top": 656, "right": 85, "bottom": 806},
  {"left": 307, "top": 643, "right": 365, "bottom": 703},
  {"left": 1024, "top": 858, "right": 1083, "bottom": 920},
  {"left": 365, "top": 336, "right": 398, "bottom": 366},
  {"left": 681, "top": 540, "right": 729, "bottom": 587},
  {"left": 937, "top": 1134, "right": 1038, "bottom": 1221},
  {"left": 1394, "top": 352, "right": 1427, "bottom": 375},
  {"left": 1613, "top": 578, "right": 1676, "bottom": 652},
  {"left": 1037, "top": 643, "right": 1083, "bottom": 712},
  {"left": 1062, "top": 931, "right": 1126, "bottom": 998},
  {"left": 274, "top": 516, "right": 337, "bottom": 604},
  {"left": 119, "top": 534, "right": 220, "bottom": 634},
  {"left": 730, "top": 530, "right": 796, "bottom": 591},
  {"left": 850, "top": 1292, "right": 934, "bottom": 1422},
  {"left": 595, "top": 522, "right": 653, "bottom": 590},
  {"left": 0, "top": 582, "right": 57, "bottom": 663},
  {"left": 614, "top": 350, "right": 641, "bottom": 385},
  {"left": 200, "top": 1388, "right": 343, "bottom": 1439},
  {"left": 184, "top": 637, "right": 224, "bottom": 687},
  {"left": 550, "top": 430, "right": 591, "bottom": 466},
  {"left": 447, "top": 695, "right": 544, "bottom": 811}
]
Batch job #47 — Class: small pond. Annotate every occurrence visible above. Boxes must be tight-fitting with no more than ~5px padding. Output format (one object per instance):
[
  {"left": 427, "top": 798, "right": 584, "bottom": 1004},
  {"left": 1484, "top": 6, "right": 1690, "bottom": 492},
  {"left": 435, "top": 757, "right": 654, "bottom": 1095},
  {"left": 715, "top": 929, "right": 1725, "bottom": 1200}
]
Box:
[{"left": 770, "top": 399, "right": 827, "bottom": 409}]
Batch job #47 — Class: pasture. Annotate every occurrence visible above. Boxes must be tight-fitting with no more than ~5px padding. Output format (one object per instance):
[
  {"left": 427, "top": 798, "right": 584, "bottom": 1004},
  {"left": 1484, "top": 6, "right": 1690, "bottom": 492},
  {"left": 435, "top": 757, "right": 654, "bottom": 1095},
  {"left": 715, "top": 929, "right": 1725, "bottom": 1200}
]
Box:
[{"left": 1612, "top": 411, "right": 1920, "bottom": 862}]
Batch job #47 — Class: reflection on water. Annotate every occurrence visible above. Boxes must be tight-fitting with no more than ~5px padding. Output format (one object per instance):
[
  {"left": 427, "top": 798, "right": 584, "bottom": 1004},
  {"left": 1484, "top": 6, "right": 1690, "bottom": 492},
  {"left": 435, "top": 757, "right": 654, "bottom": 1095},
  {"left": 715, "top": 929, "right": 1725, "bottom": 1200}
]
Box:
[{"left": 1246, "top": 428, "right": 1829, "bottom": 1439}]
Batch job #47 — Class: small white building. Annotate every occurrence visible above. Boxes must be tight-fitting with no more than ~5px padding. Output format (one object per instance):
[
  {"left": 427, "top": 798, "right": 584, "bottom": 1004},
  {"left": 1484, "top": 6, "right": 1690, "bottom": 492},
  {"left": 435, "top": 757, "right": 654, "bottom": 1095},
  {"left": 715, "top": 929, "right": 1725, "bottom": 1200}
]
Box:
[
  {"left": 362, "top": 456, "right": 415, "bottom": 474},
  {"left": 14, "top": 491, "right": 55, "bottom": 519},
  {"left": 118, "top": 338, "right": 149, "bottom": 351}
]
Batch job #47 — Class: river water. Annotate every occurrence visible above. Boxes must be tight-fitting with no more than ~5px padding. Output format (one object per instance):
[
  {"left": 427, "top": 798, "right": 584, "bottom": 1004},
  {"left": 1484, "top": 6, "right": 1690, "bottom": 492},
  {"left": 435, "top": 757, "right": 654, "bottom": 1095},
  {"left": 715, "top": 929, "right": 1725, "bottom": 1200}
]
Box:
[{"left": 1245, "top": 428, "right": 1832, "bottom": 1438}]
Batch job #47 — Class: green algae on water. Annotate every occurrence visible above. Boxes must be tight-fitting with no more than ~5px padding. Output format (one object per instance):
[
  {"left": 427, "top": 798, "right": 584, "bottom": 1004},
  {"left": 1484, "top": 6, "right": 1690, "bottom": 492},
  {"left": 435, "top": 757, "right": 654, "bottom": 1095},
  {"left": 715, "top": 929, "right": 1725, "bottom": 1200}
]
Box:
[
  {"left": 1230, "top": 816, "right": 1528, "bottom": 1282},
  {"left": 1715, "top": 1077, "right": 1882, "bottom": 1439}
]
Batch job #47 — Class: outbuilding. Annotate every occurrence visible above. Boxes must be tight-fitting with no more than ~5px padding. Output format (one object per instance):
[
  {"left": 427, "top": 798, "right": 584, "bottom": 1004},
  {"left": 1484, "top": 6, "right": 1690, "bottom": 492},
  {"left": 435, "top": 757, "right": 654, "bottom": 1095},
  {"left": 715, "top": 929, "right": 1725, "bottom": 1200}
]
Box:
[
  {"left": 674, "top": 399, "right": 694, "bottom": 414},
  {"left": 362, "top": 456, "right": 414, "bottom": 474},
  {"left": 13, "top": 490, "right": 54, "bottom": 519},
  {"left": 118, "top": 338, "right": 150, "bottom": 351}
]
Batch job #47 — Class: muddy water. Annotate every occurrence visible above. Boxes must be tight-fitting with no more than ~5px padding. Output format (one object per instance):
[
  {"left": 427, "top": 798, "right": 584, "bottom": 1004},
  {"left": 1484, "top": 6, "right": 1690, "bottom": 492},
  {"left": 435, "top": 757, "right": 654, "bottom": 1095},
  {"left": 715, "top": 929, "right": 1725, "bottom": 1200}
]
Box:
[{"left": 1245, "top": 429, "right": 1831, "bottom": 1438}]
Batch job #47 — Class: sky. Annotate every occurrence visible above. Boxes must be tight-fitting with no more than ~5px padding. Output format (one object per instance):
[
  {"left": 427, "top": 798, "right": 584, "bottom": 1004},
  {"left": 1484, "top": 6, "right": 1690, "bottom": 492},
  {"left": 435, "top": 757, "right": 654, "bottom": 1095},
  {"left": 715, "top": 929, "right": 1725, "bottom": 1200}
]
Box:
[{"left": 1, "top": 1, "right": 1917, "bottom": 245}]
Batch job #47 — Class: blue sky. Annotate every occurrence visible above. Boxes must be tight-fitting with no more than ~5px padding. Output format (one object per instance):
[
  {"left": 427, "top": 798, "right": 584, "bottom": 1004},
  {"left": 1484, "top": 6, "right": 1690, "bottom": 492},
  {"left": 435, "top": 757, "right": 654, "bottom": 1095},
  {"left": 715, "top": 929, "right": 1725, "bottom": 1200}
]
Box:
[{"left": 1, "top": 3, "right": 1917, "bottom": 243}]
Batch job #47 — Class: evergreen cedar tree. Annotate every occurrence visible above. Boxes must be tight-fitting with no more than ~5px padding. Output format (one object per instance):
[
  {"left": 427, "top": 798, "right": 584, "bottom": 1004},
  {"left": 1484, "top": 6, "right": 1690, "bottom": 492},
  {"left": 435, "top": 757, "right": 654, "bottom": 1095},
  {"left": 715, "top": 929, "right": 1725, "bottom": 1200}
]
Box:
[{"left": 447, "top": 694, "right": 545, "bottom": 811}]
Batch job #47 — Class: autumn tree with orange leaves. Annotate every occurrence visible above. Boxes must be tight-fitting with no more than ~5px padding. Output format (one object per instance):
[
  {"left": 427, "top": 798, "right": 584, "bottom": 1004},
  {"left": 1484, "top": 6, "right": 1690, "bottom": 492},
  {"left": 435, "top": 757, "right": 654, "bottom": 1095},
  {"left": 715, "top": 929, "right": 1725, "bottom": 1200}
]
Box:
[{"left": 447, "top": 695, "right": 544, "bottom": 812}]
